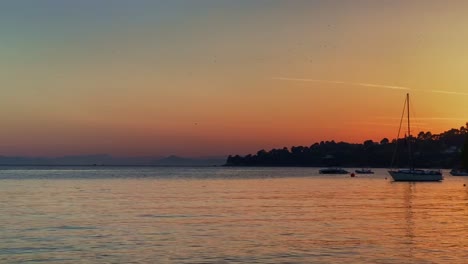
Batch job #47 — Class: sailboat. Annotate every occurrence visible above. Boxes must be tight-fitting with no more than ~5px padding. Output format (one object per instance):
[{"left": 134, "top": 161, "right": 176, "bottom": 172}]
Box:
[{"left": 388, "top": 93, "right": 443, "bottom": 182}]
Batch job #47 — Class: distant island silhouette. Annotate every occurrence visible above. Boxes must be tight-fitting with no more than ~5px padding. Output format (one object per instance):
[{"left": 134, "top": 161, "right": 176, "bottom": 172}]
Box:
[
  {"left": 226, "top": 123, "right": 468, "bottom": 169},
  {"left": 0, "top": 155, "right": 225, "bottom": 167}
]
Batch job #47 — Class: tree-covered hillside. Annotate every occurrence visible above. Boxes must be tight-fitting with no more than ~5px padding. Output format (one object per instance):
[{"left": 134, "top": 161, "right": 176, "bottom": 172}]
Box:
[{"left": 226, "top": 124, "right": 468, "bottom": 168}]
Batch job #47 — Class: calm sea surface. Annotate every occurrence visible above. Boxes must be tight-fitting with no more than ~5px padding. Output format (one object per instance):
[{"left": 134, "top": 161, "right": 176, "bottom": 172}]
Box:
[{"left": 0, "top": 167, "right": 466, "bottom": 263}]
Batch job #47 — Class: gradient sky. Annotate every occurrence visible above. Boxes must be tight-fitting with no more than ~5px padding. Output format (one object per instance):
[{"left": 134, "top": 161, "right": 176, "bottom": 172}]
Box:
[{"left": 1, "top": 1, "right": 468, "bottom": 157}]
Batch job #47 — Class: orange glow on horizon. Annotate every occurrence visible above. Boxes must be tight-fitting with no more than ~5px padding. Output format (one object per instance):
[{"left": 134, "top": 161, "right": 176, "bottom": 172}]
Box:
[{"left": 1, "top": 2, "right": 467, "bottom": 157}]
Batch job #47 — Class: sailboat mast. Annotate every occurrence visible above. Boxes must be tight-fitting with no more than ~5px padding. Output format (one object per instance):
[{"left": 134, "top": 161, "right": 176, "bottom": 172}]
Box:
[{"left": 407, "top": 93, "right": 413, "bottom": 170}]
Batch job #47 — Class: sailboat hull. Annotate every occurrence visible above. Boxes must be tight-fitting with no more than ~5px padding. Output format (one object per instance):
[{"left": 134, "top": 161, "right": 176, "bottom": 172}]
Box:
[{"left": 388, "top": 170, "right": 443, "bottom": 181}]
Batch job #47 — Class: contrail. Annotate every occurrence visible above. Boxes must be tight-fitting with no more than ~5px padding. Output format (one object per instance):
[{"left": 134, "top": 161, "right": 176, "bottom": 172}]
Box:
[
  {"left": 430, "top": 90, "right": 468, "bottom": 96},
  {"left": 274, "top": 77, "right": 468, "bottom": 95},
  {"left": 355, "top": 82, "right": 410, "bottom": 90},
  {"left": 348, "top": 122, "right": 428, "bottom": 127},
  {"left": 273, "top": 77, "right": 410, "bottom": 91},
  {"left": 377, "top": 117, "right": 467, "bottom": 121},
  {"left": 273, "top": 78, "right": 348, "bottom": 85}
]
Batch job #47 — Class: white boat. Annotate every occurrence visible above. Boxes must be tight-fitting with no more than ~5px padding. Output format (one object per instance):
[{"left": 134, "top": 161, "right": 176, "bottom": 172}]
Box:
[
  {"left": 389, "top": 169, "right": 442, "bottom": 181},
  {"left": 355, "top": 169, "right": 374, "bottom": 174},
  {"left": 388, "top": 94, "right": 443, "bottom": 182}
]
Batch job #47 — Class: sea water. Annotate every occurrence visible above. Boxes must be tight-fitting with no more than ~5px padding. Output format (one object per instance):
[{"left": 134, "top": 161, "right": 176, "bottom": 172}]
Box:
[{"left": 0, "top": 167, "right": 466, "bottom": 263}]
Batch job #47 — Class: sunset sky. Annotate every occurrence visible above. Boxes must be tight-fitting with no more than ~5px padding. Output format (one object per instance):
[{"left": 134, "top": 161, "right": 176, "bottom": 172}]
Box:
[{"left": 1, "top": 1, "right": 468, "bottom": 157}]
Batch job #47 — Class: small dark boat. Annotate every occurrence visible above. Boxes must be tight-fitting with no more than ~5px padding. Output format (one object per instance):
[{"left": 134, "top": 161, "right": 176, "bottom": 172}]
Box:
[
  {"left": 450, "top": 169, "right": 468, "bottom": 176},
  {"left": 319, "top": 168, "right": 349, "bottom": 174},
  {"left": 355, "top": 169, "right": 374, "bottom": 174}
]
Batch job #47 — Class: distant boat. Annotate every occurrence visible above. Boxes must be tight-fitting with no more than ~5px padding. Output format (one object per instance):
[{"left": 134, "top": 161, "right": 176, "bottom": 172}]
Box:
[
  {"left": 388, "top": 94, "right": 443, "bottom": 182},
  {"left": 355, "top": 169, "right": 374, "bottom": 174},
  {"left": 319, "top": 168, "right": 349, "bottom": 174},
  {"left": 450, "top": 169, "right": 468, "bottom": 176}
]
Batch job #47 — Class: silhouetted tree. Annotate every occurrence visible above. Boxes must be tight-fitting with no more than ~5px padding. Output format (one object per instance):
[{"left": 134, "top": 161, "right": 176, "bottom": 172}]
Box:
[
  {"left": 363, "top": 140, "right": 375, "bottom": 148},
  {"left": 380, "top": 138, "right": 389, "bottom": 145}
]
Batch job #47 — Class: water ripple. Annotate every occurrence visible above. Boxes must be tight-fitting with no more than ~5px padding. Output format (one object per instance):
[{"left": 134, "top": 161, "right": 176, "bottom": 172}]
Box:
[{"left": 0, "top": 167, "right": 466, "bottom": 263}]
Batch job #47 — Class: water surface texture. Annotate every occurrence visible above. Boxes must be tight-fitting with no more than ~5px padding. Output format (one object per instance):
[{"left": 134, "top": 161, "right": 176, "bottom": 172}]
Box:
[{"left": 1, "top": 167, "right": 466, "bottom": 263}]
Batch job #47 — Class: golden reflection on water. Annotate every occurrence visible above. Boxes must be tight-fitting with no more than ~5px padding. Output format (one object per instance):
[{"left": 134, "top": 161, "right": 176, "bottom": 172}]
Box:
[
  {"left": 403, "top": 183, "right": 415, "bottom": 261},
  {"left": 0, "top": 168, "right": 466, "bottom": 263}
]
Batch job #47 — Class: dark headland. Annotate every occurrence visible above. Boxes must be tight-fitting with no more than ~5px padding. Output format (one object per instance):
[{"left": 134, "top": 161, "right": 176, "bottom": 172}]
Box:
[{"left": 226, "top": 124, "right": 468, "bottom": 169}]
